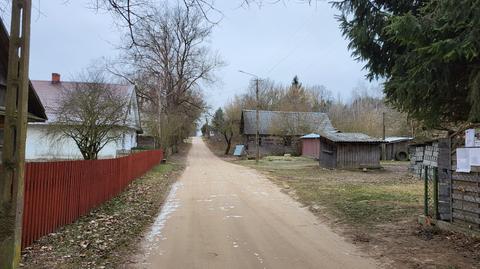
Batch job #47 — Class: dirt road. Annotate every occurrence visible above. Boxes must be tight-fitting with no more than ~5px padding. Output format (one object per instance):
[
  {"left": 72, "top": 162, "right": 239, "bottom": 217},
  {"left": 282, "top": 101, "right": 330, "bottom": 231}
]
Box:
[{"left": 135, "top": 137, "right": 377, "bottom": 269}]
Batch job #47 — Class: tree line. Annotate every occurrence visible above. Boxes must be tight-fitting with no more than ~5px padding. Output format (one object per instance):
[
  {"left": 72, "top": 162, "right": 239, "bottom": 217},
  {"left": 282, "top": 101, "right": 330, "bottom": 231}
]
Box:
[{"left": 208, "top": 76, "right": 414, "bottom": 154}]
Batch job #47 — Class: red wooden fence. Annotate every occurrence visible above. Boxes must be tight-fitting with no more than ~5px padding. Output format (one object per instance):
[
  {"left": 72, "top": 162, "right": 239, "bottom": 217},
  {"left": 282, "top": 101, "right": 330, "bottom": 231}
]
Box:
[{"left": 21, "top": 150, "right": 163, "bottom": 249}]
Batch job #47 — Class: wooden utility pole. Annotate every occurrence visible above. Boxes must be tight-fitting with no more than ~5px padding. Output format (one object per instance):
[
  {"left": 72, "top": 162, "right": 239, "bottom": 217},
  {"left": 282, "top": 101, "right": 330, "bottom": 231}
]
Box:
[
  {"left": 238, "top": 70, "right": 261, "bottom": 163},
  {"left": 0, "top": 1, "right": 32, "bottom": 268},
  {"left": 381, "top": 111, "right": 386, "bottom": 160},
  {"left": 255, "top": 79, "right": 260, "bottom": 164},
  {"left": 205, "top": 115, "right": 210, "bottom": 138}
]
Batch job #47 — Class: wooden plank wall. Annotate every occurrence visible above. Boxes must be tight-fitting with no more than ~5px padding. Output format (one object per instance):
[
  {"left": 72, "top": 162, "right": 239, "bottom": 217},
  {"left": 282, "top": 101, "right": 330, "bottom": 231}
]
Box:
[
  {"left": 319, "top": 139, "right": 336, "bottom": 169},
  {"left": 385, "top": 141, "right": 409, "bottom": 160},
  {"left": 245, "top": 135, "right": 297, "bottom": 156},
  {"left": 451, "top": 135, "right": 480, "bottom": 229},
  {"left": 451, "top": 173, "right": 480, "bottom": 229},
  {"left": 336, "top": 143, "right": 381, "bottom": 169}
]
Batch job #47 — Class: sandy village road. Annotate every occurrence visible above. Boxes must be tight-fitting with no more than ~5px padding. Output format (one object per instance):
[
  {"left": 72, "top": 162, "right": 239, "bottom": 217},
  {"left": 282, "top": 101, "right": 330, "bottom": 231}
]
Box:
[{"left": 135, "top": 137, "right": 378, "bottom": 269}]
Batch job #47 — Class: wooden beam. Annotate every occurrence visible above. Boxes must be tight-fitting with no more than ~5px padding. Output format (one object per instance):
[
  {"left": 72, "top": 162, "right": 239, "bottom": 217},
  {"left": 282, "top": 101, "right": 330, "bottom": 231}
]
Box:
[{"left": 0, "top": 1, "right": 32, "bottom": 268}]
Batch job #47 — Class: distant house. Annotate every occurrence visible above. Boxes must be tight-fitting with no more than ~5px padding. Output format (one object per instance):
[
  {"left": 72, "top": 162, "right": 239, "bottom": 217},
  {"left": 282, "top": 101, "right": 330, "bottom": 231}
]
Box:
[
  {"left": 384, "top": 136, "right": 413, "bottom": 161},
  {"left": 0, "top": 19, "right": 47, "bottom": 159},
  {"left": 318, "top": 132, "right": 383, "bottom": 169},
  {"left": 300, "top": 133, "right": 320, "bottom": 159},
  {"left": 26, "top": 73, "right": 142, "bottom": 160},
  {"left": 240, "top": 110, "right": 336, "bottom": 156}
]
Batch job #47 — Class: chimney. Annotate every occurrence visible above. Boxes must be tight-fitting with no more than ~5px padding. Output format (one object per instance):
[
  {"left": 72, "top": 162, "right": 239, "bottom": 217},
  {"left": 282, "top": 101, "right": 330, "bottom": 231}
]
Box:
[{"left": 51, "top": 73, "right": 61, "bottom": 84}]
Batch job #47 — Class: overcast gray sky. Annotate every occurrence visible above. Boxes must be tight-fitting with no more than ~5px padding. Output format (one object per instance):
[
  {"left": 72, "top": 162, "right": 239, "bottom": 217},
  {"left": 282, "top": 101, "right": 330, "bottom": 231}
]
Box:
[{"left": 22, "top": 1, "right": 377, "bottom": 109}]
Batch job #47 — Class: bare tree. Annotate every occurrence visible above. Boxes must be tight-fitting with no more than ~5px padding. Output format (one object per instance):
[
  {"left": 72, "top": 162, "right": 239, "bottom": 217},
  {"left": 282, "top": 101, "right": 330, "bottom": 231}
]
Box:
[
  {"left": 269, "top": 112, "right": 316, "bottom": 148},
  {"left": 212, "top": 107, "right": 240, "bottom": 154},
  {"left": 115, "top": 4, "right": 221, "bottom": 150},
  {"left": 50, "top": 69, "right": 130, "bottom": 160},
  {"left": 94, "top": 0, "right": 223, "bottom": 45},
  {"left": 327, "top": 89, "right": 412, "bottom": 138}
]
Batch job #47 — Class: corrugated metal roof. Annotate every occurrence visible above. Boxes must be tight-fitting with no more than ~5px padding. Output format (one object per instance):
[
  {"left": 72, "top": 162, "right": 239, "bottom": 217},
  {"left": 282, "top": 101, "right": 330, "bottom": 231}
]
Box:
[
  {"left": 301, "top": 133, "right": 320, "bottom": 139},
  {"left": 320, "top": 131, "right": 384, "bottom": 143},
  {"left": 241, "top": 110, "right": 336, "bottom": 136},
  {"left": 384, "top": 136, "right": 414, "bottom": 143}
]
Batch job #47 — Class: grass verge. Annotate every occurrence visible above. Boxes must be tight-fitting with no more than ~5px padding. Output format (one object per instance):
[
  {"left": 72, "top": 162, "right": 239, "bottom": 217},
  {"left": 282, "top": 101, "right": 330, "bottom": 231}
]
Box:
[{"left": 21, "top": 144, "right": 190, "bottom": 269}]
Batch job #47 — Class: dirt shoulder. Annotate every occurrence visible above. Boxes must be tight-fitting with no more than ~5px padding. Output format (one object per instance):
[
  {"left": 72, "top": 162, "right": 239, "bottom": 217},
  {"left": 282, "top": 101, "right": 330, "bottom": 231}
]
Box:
[
  {"left": 235, "top": 156, "right": 480, "bottom": 269},
  {"left": 21, "top": 143, "right": 191, "bottom": 269}
]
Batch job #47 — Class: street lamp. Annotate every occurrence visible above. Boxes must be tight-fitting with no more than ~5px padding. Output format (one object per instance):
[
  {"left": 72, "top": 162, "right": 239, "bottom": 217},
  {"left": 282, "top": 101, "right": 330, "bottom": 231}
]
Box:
[{"left": 238, "top": 70, "right": 261, "bottom": 164}]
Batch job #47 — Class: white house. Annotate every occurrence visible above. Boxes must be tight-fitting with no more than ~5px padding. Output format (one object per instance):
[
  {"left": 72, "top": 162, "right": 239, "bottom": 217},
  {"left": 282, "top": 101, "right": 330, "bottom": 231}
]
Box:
[{"left": 26, "top": 73, "right": 142, "bottom": 160}]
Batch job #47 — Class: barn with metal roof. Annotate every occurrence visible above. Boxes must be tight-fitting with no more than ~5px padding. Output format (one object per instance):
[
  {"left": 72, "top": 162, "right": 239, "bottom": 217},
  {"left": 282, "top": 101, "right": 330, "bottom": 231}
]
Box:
[
  {"left": 318, "top": 131, "right": 384, "bottom": 169},
  {"left": 240, "top": 110, "right": 336, "bottom": 156}
]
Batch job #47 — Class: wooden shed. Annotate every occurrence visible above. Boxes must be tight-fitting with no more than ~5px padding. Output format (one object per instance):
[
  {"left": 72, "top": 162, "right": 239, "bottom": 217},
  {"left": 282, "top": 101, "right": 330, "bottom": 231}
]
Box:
[
  {"left": 384, "top": 136, "right": 413, "bottom": 161},
  {"left": 318, "top": 132, "right": 383, "bottom": 169},
  {"left": 301, "top": 133, "right": 320, "bottom": 159},
  {"left": 240, "top": 110, "right": 336, "bottom": 156}
]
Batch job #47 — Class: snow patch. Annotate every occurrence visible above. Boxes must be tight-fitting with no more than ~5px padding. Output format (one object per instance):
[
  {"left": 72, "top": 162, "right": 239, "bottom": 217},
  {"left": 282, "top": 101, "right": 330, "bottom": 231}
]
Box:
[{"left": 145, "top": 182, "right": 183, "bottom": 244}]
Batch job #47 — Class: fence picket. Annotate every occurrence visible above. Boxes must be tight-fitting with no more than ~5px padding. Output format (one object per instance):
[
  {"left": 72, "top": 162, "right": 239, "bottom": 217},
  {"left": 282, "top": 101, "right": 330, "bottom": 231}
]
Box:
[{"left": 20, "top": 150, "right": 163, "bottom": 249}]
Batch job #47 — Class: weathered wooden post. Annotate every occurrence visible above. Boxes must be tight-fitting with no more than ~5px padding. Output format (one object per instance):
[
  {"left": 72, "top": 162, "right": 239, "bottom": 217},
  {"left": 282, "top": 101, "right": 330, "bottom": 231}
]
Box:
[
  {"left": 424, "top": 166, "right": 429, "bottom": 217},
  {"left": 433, "top": 167, "right": 439, "bottom": 219},
  {"left": 0, "top": 1, "right": 32, "bottom": 268}
]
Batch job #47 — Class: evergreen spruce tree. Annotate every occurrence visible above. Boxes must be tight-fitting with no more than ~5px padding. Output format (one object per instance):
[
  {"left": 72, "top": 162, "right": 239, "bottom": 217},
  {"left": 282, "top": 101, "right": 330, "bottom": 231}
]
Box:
[{"left": 332, "top": 0, "right": 480, "bottom": 128}]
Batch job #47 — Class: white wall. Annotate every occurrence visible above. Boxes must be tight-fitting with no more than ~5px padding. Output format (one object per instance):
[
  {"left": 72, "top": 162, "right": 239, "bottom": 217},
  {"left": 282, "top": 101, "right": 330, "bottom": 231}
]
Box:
[{"left": 26, "top": 125, "right": 137, "bottom": 160}]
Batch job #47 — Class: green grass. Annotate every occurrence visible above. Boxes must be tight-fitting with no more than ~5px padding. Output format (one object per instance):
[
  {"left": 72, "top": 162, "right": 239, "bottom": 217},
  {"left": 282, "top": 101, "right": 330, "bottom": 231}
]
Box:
[
  {"left": 236, "top": 157, "right": 423, "bottom": 227},
  {"left": 151, "top": 163, "right": 176, "bottom": 174}
]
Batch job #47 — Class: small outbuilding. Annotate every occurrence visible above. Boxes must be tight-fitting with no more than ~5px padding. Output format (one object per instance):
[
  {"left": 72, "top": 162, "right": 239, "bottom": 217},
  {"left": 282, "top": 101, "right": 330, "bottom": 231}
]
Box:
[
  {"left": 240, "top": 110, "right": 336, "bottom": 156},
  {"left": 300, "top": 133, "right": 320, "bottom": 159},
  {"left": 384, "top": 136, "right": 413, "bottom": 161},
  {"left": 318, "top": 132, "right": 384, "bottom": 169}
]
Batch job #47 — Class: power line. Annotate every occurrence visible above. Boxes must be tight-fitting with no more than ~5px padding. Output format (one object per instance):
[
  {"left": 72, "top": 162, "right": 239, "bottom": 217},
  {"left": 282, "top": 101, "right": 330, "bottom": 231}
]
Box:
[{"left": 265, "top": 11, "right": 317, "bottom": 76}]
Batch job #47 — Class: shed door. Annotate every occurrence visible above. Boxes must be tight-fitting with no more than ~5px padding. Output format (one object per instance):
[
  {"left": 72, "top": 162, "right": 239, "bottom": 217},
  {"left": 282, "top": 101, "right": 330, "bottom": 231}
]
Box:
[{"left": 319, "top": 140, "right": 336, "bottom": 168}]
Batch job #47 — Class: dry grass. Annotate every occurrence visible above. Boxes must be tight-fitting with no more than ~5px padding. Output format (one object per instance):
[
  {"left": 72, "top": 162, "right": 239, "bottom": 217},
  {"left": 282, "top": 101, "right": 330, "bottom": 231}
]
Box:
[
  {"left": 235, "top": 157, "right": 480, "bottom": 269},
  {"left": 237, "top": 157, "right": 422, "bottom": 227},
  {"left": 21, "top": 143, "right": 191, "bottom": 269}
]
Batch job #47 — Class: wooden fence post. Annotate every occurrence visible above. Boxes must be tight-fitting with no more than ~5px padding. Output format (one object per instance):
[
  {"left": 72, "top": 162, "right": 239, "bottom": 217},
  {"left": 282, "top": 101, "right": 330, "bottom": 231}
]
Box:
[
  {"left": 424, "top": 166, "right": 429, "bottom": 217},
  {"left": 433, "top": 167, "right": 439, "bottom": 219}
]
